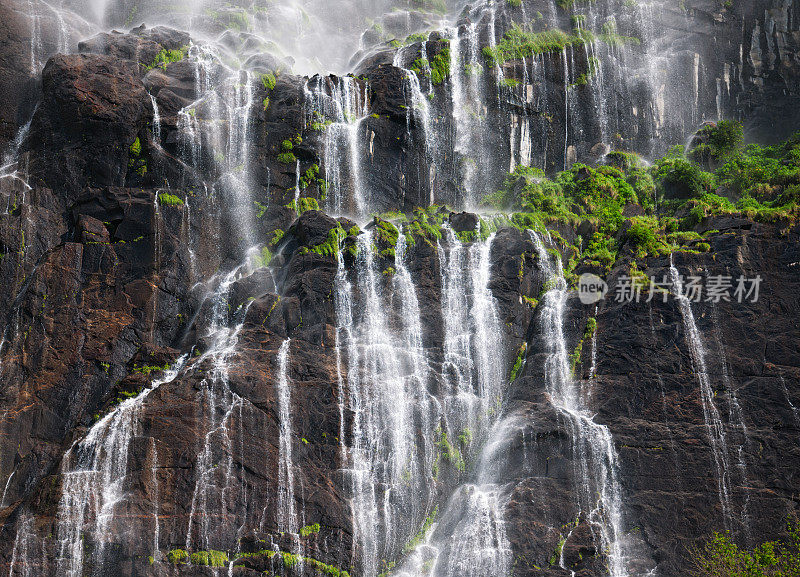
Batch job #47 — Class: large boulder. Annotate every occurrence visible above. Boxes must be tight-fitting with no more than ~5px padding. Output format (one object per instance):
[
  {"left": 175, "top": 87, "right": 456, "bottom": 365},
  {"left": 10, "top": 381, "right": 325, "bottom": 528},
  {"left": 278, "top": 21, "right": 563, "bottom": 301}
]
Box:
[{"left": 24, "top": 53, "right": 150, "bottom": 200}]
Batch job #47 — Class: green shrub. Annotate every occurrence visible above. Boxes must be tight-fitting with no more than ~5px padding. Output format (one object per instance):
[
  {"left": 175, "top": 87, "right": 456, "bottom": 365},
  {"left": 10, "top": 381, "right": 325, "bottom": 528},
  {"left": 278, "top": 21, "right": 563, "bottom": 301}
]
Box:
[
  {"left": 261, "top": 73, "right": 277, "bottom": 91},
  {"left": 625, "top": 217, "right": 663, "bottom": 257},
  {"left": 654, "top": 156, "right": 716, "bottom": 199},
  {"left": 691, "top": 518, "right": 800, "bottom": 577},
  {"left": 145, "top": 46, "right": 187, "bottom": 71},
  {"left": 277, "top": 152, "right": 297, "bottom": 165}
]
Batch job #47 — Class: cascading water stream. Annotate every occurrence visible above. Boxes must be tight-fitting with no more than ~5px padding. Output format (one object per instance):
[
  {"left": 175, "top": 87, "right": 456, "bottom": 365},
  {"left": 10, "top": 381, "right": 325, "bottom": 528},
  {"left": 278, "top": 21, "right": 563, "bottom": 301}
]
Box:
[
  {"left": 711, "top": 304, "right": 751, "bottom": 535},
  {"left": 150, "top": 94, "right": 161, "bottom": 143},
  {"left": 392, "top": 46, "right": 435, "bottom": 207},
  {"left": 669, "top": 260, "right": 733, "bottom": 528},
  {"left": 530, "top": 230, "right": 629, "bottom": 577},
  {"left": 447, "top": 19, "right": 488, "bottom": 210},
  {"left": 780, "top": 375, "right": 800, "bottom": 432},
  {"left": 53, "top": 357, "right": 187, "bottom": 576},
  {"left": 184, "top": 266, "right": 254, "bottom": 554},
  {"left": 303, "top": 75, "right": 368, "bottom": 215},
  {"left": 395, "top": 230, "right": 512, "bottom": 577},
  {"left": 337, "top": 230, "right": 425, "bottom": 574},
  {"left": 275, "top": 338, "right": 299, "bottom": 543}
]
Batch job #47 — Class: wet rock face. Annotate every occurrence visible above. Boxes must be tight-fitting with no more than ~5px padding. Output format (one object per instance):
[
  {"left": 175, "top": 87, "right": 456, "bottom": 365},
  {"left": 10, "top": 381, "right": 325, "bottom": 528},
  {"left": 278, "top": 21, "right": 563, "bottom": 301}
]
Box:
[
  {"left": 0, "top": 0, "right": 93, "bottom": 150},
  {"left": 25, "top": 53, "right": 150, "bottom": 198},
  {"left": 503, "top": 217, "right": 800, "bottom": 577}
]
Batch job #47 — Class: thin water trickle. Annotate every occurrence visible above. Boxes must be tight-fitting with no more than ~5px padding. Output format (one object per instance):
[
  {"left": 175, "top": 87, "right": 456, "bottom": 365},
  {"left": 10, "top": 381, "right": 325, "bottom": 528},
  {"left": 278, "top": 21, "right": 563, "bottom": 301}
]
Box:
[
  {"left": 276, "top": 338, "right": 299, "bottom": 543},
  {"left": 669, "top": 259, "right": 733, "bottom": 528},
  {"left": 150, "top": 94, "right": 161, "bottom": 143}
]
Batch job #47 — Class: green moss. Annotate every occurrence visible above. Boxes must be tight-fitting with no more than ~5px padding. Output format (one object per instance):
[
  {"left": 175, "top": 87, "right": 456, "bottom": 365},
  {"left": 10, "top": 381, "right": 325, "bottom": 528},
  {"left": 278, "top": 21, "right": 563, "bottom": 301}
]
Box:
[
  {"left": 483, "top": 25, "right": 584, "bottom": 65},
  {"left": 252, "top": 246, "right": 273, "bottom": 268},
  {"left": 301, "top": 225, "right": 346, "bottom": 259},
  {"left": 509, "top": 342, "right": 527, "bottom": 383},
  {"left": 190, "top": 550, "right": 228, "bottom": 567},
  {"left": 430, "top": 46, "right": 451, "bottom": 85},
  {"left": 144, "top": 46, "right": 187, "bottom": 71},
  {"left": 261, "top": 72, "right": 277, "bottom": 91},
  {"left": 403, "top": 506, "right": 439, "bottom": 554},
  {"left": 277, "top": 152, "right": 297, "bottom": 165},
  {"left": 254, "top": 200, "right": 268, "bottom": 218},
  {"left": 435, "top": 427, "right": 465, "bottom": 472},
  {"left": 129, "top": 137, "right": 141, "bottom": 157},
  {"left": 158, "top": 193, "right": 184, "bottom": 206},
  {"left": 240, "top": 550, "right": 349, "bottom": 577},
  {"left": 167, "top": 549, "right": 189, "bottom": 564},
  {"left": 300, "top": 523, "right": 321, "bottom": 537},
  {"left": 133, "top": 363, "right": 169, "bottom": 377},
  {"left": 271, "top": 229, "right": 285, "bottom": 246},
  {"left": 374, "top": 218, "right": 400, "bottom": 247}
]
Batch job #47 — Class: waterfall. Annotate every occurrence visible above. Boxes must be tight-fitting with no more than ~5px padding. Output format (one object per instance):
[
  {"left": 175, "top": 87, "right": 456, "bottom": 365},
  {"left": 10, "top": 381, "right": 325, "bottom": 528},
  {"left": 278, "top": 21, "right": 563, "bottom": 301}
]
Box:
[
  {"left": 669, "top": 260, "right": 733, "bottom": 528},
  {"left": 447, "top": 21, "right": 485, "bottom": 209},
  {"left": 437, "top": 228, "right": 504, "bottom": 434},
  {"left": 54, "top": 358, "right": 186, "bottom": 576},
  {"left": 303, "top": 75, "right": 368, "bottom": 215},
  {"left": 184, "top": 268, "right": 252, "bottom": 553},
  {"left": 780, "top": 375, "right": 800, "bottom": 432},
  {"left": 396, "top": 416, "right": 515, "bottom": 577},
  {"left": 711, "top": 304, "right": 751, "bottom": 536},
  {"left": 28, "top": 0, "right": 42, "bottom": 74},
  {"left": 276, "top": 338, "right": 298, "bottom": 541},
  {"left": 393, "top": 45, "right": 435, "bottom": 207},
  {"left": 150, "top": 94, "right": 161, "bottom": 143},
  {"left": 7, "top": 512, "right": 34, "bottom": 577},
  {"left": 149, "top": 438, "right": 161, "bottom": 562},
  {"left": 395, "top": 230, "right": 512, "bottom": 577},
  {"left": 177, "top": 46, "right": 256, "bottom": 252},
  {"left": 530, "top": 230, "right": 629, "bottom": 577},
  {"left": 338, "top": 230, "right": 425, "bottom": 574},
  {"left": 294, "top": 158, "right": 301, "bottom": 207}
]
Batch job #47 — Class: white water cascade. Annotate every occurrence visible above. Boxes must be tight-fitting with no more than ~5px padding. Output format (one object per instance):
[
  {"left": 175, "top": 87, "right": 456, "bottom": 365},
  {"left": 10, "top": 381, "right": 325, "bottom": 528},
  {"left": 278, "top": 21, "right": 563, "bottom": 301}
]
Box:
[
  {"left": 150, "top": 93, "right": 161, "bottom": 144},
  {"left": 447, "top": 16, "right": 489, "bottom": 209},
  {"left": 334, "top": 226, "right": 507, "bottom": 577},
  {"left": 275, "top": 338, "right": 299, "bottom": 542},
  {"left": 337, "top": 230, "right": 434, "bottom": 575},
  {"left": 530, "top": 230, "right": 629, "bottom": 577},
  {"left": 184, "top": 267, "right": 254, "bottom": 554},
  {"left": 53, "top": 358, "right": 187, "bottom": 576},
  {"left": 304, "top": 75, "right": 369, "bottom": 215},
  {"left": 393, "top": 45, "right": 436, "bottom": 207}
]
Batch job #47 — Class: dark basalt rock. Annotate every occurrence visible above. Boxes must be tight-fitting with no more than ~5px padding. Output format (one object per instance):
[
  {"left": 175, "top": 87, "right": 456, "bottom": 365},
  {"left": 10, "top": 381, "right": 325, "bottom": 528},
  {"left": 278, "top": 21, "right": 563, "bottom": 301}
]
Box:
[
  {"left": 24, "top": 53, "right": 150, "bottom": 200},
  {"left": 78, "top": 24, "right": 190, "bottom": 64}
]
